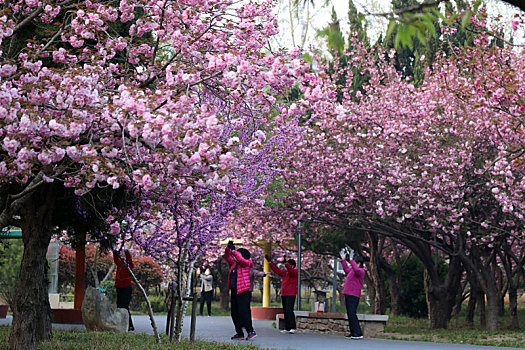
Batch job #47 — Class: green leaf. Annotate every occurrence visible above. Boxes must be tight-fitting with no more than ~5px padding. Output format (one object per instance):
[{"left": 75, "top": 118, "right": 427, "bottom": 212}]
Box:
[
  {"left": 473, "top": 0, "right": 482, "bottom": 12},
  {"left": 386, "top": 20, "right": 397, "bottom": 43},
  {"left": 397, "top": 24, "right": 413, "bottom": 49},
  {"left": 416, "top": 29, "right": 427, "bottom": 45},
  {"left": 394, "top": 31, "right": 402, "bottom": 50},
  {"left": 461, "top": 11, "right": 471, "bottom": 29},
  {"left": 433, "top": 8, "right": 446, "bottom": 21}
]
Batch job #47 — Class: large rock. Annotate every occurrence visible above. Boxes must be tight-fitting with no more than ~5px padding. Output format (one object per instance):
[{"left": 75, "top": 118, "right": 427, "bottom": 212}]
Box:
[{"left": 81, "top": 286, "right": 129, "bottom": 333}]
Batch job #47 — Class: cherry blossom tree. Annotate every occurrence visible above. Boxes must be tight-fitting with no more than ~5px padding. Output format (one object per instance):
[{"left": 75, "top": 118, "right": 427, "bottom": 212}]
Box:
[
  {"left": 277, "top": 17, "right": 524, "bottom": 330},
  {"left": 0, "top": 0, "right": 335, "bottom": 348}
]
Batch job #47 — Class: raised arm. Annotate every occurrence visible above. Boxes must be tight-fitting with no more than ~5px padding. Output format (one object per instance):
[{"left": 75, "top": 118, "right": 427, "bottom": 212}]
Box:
[
  {"left": 341, "top": 258, "right": 351, "bottom": 274},
  {"left": 349, "top": 259, "right": 365, "bottom": 278},
  {"left": 231, "top": 250, "right": 253, "bottom": 268},
  {"left": 125, "top": 250, "right": 134, "bottom": 269},
  {"left": 269, "top": 262, "right": 286, "bottom": 277},
  {"left": 224, "top": 247, "right": 236, "bottom": 266},
  {"left": 200, "top": 274, "right": 213, "bottom": 281}
]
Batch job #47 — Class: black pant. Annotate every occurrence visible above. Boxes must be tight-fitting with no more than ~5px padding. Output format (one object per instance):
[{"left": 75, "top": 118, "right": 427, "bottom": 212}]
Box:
[
  {"left": 116, "top": 285, "right": 134, "bottom": 330},
  {"left": 200, "top": 290, "right": 212, "bottom": 316},
  {"left": 345, "top": 294, "right": 363, "bottom": 337},
  {"left": 230, "top": 289, "right": 253, "bottom": 335},
  {"left": 281, "top": 295, "right": 297, "bottom": 330}
]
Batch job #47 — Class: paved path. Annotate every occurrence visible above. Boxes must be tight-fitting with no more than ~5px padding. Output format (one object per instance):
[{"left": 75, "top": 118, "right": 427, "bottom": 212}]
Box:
[{"left": 1, "top": 315, "right": 522, "bottom": 350}]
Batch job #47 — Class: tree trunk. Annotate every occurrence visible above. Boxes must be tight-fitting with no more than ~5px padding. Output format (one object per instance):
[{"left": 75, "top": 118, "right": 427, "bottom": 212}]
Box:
[
  {"left": 9, "top": 185, "right": 56, "bottom": 350},
  {"left": 366, "top": 232, "right": 386, "bottom": 314},
  {"left": 370, "top": 268, "right": 386, "bottom": 314},
  {"left": 495, "top": 266, "right": 506, "bottom": 317},
  {"left": 485, "top": 286, "right": 499, "bottom": 331},
  {"left": 423, "top": 256, "right": 462, "bottom": 330},
  {"left": 424, "top": 269, "right": 450, "bottom": 329},
  {"left": 124, "top": 257, "right": 159, "bottom": 343},
  {"left": 216, "top": 259, "right": 230, "bottom": 311},
  {"left": 466, "top": 270, "right": 485, "bottom": 326},
  {"left": 466, "top": 292, "right": 476, "bottom": 324},
  {"left": 219, "top": 286, "right": 229, "bottom": 310},
  {"left": 497, "top": 294, "right": 505, "bottom": 317},
  {"left": 381, "top": 258, "right": 402, "bottom": 316},
  {"left": 451, "top": 285, "right": 465, "bottom": 318},
  {"left": 364, "top": 273, "right": 377, "bottom": 313},
  {"left": 388, "top": 279, "right": 402, "bottom": 315},
  {"left": 476, "top": 290, "right": 486, "bottom": 327},
  {"left": 508, "top": 285, "right": 520, "bottom": 330}
]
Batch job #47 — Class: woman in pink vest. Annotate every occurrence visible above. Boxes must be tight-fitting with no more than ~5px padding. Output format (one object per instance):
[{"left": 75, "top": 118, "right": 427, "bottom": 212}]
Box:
[
  {"left": 225, "top": 241, "right": 257, "bottom": 340},
  {"left": 342, "top": 253, "right": 365, "bottom": 339}
]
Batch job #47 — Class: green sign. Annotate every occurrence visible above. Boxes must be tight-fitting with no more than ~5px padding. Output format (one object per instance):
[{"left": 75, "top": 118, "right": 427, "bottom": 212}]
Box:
[{"left": 0, "top": 228, "right": 22, "bottom": 239}]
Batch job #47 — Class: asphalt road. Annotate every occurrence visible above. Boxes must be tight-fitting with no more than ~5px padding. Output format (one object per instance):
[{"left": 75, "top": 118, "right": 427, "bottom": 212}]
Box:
[{"left": 1, "top": 315, "right": 522, "bottom": 350}]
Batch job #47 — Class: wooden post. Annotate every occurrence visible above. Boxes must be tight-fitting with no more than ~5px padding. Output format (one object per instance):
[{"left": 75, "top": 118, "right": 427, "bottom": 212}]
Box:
[
  {"left": 169, "top": 282, "right": 176, "bottom": 341},
  {"left": 166, "top": 282, "right": 174, "bottom": 336},
  {"left": 73, "top": 234, "right": 86, "bottom": 309},
  {"left": 190, "top": 293, "right": 198, "bottom": 342}
]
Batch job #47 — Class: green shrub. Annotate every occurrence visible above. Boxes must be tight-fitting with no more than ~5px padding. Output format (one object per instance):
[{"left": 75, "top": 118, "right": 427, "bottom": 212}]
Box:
[
  {"left": 398, "top": 255, "right": 427, "bottom": 318},
  {"left": 386, "top": 254, "right": 449, "bottom": 318},
  {"left": 141, "top": 295, "right": 166, "bottom": 313},
  {"left": 100, "top": 280, "right": 117, "bottom": 305},
  {"left": 0, "top": 240, "right": 23, "bottom": 305}
]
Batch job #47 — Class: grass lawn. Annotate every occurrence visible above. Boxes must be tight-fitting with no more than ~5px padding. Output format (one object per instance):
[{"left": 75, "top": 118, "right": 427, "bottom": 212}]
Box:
[
  {"left": 380, "top": 307, "right": 525, "bottom": 348},
  {"left": 2, "top": 299, "right": 523, "bottom": 349},
  {"left": 0, "top": 326, "right": 262, "bottom": 350}
]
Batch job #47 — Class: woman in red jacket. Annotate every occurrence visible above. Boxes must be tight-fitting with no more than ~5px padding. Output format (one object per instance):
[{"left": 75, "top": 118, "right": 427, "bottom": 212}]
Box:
[
  {"left": 113, "top": 249, "right": 135, "bottom": 332},
  {"left": 225, "top": 241, "right": 257, "bottom": 340},
  {"left": 265, "top": 254, "right": 298, "bottom": 334}
]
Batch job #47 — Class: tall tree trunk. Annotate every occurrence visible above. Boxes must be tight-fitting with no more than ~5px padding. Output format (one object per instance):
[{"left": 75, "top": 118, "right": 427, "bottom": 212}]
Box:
[
  {"left": 508, "top": 285, "right": 520, "bottom": 330},
  {"left": 466, "top": 271, "right": 485, "bottom": 326},
  {"left": 424, "top": 269, "right": 448, "bottom": 329},
  {"left": 497, "top": 294, "right": 505, "bottom": 317},
  {"left": 366, "top": 232, "right": 386, "bottom": 314},
  {"left": 364, "top": 273, "right": 377, "bottom": 313},
  {"left": 9, "top": 185, "right": 56, "bottom": 350},
  {"left": 219, "top": 286, "right": 229, "bottom": 310},
  {"left": 385, "top": 240, "right": 404, "bottom": 316},
  {"left": 381, "top": 257, "right": 402, "bottom": 316},
  {"left": 451, "top": 281, "right": 467, "bottom": 318},
  {"left": 485, "top": 285, "right": 499, "bottom": 331},
  {"left": 465, "top": 291, "right": 476, "bottom": 324},
  {"left": 423, "top": 256, "right": 462, "bottom": 329},
  {"left": 476, "top": 289, "right": 486, "bottom": 327},
  {"left": 387, "top": 276, "right": 402, "bottom": 315}
]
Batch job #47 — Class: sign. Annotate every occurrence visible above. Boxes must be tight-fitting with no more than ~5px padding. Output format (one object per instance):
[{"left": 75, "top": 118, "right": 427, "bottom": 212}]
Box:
[{"left": 0, "top": 227, "right": 22, "bottom": 239}]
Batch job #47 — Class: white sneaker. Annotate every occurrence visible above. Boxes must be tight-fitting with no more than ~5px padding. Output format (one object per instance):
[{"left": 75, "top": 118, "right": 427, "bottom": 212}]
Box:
[
  {"left": 280, "top": 330, "right": 290, "bottom": 334},
  {"left": 289, "top": 329, "right": 297, "bottom": 334},
  {"left": 350, "top": 335, "right": 364, "bottom": 339}
]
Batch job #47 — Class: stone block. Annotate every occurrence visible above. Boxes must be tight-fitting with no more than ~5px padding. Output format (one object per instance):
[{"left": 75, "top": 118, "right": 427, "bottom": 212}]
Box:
[
  {"left": 81, "top": 286, "right": 128, "bottom": 333},
  {"left": 317, "top": 324, "right": 328, "bottom": 331}
]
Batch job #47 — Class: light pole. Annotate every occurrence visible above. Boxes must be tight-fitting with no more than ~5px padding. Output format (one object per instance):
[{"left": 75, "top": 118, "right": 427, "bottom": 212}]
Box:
[
  {"left": 332, "top": 258, "right": 338, "bottom": 313},
  {"left": 297, "top": 221, "right": 302, "bottom": 311}
]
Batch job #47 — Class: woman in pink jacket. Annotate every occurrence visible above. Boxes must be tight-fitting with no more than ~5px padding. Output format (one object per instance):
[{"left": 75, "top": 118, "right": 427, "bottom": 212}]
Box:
[
  {"left": 225, "top": 241, "right": 257, "bottom": 341},
  {"left": 342, "top": 254, "right": 365, "bottom": 339}
]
